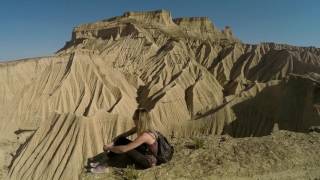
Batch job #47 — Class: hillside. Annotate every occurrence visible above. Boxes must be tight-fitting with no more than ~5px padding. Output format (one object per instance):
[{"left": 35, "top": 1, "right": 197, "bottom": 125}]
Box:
[{"left": 0, "top": 10, "right": 320, "bottom": 180}]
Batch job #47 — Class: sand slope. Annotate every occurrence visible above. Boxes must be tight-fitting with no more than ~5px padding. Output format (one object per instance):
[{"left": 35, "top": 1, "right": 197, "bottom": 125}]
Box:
[{"left": 0, "top": 10, "right": 320, "bottom": 179}]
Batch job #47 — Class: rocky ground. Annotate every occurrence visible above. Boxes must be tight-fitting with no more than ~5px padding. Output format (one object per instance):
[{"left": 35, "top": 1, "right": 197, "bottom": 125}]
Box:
[{"left": 81, "top": 130, "right": 320, "bottom": 180}]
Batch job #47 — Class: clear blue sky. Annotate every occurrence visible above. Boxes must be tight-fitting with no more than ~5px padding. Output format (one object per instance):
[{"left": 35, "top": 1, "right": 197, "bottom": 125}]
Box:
[{"left": 0, "top": 0, "right": 319, "bottom": 61}]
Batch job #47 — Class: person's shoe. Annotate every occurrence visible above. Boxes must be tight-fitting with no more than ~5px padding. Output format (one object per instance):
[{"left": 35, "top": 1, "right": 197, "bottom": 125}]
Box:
[
  {"left": 89, "top": 162, "right": 100, "bottom": 168},
  {"left": 90, "top": 165, "right": 109, "bottom": 174}
]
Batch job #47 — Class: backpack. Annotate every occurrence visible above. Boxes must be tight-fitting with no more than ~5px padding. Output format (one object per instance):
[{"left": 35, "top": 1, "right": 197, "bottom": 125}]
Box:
[{"left": 153, "top": 131, "right": 174, "bottom": 164}]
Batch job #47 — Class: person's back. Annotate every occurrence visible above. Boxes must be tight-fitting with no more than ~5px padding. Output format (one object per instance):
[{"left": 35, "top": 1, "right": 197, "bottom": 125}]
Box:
[{"left": 143, "top": 131, "right": 159, "bottom": 166}]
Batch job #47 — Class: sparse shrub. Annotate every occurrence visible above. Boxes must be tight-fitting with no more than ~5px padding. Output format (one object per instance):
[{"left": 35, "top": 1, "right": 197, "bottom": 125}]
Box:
[
  {"left": 122, "top": 165, "right": 139, "bottom": 180},
  {"left": 192, "top": 137, "right": 205, "bottom": 149}
]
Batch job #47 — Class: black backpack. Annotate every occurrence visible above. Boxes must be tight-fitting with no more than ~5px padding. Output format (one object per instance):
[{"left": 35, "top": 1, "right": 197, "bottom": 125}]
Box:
[{"left": 154, "top": 131, "right": 174, "bottom": 164}]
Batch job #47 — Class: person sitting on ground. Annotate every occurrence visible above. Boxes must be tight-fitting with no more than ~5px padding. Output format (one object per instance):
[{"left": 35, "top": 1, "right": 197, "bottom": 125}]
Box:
[{"left": 88, "top": 108, "right": 159, "bottom": 173}]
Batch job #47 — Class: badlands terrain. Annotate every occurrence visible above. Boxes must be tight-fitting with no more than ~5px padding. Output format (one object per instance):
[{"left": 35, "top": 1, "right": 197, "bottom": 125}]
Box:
[{"left": 0, "top": 10, "right": 320, "bottom": 179}]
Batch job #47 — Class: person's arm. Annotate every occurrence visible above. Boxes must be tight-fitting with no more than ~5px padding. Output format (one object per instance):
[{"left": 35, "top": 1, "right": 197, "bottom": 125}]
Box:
[{"left": 107, "top": 133, "right": 149, "bottom": 153}]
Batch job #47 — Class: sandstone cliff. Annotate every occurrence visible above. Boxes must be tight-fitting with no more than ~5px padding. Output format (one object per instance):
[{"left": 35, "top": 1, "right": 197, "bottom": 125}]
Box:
[{"left": 1, "top": 10, "right": 319, "bottom": 180}]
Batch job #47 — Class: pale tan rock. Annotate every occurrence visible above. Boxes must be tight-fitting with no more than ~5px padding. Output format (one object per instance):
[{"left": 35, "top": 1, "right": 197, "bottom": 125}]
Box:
[{"left": 1, "top": 10, "right": 320, "bottom": 180}]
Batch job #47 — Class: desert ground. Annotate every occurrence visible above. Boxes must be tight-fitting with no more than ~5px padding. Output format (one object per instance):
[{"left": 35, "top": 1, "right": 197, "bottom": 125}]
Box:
[{"left": 81, "top": 131, "right": 320, "bottom": 180}]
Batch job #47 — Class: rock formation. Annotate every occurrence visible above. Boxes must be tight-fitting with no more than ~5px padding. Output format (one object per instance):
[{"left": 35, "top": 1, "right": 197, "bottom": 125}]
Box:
[{"left": 0, "top": 10, "right": 319, "bottom": 179}]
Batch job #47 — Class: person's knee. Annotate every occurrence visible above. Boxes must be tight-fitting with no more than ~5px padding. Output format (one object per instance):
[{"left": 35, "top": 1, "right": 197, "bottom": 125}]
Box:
[{"left": 114, "top": 137, "right": 131, "bottom": 145}]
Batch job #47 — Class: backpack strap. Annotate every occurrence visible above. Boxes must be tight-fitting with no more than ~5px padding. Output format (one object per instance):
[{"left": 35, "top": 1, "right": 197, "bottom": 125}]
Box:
[
  {"left": 146, "top": 130, "right": 158, "bottom": 140},
  {"left": 154, "top": 130, "right": 159, "bottom": 139}
]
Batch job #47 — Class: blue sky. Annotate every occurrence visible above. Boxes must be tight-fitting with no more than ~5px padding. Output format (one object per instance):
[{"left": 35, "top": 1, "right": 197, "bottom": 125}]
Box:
[{"left": 0, "top": 0, "right": 319, "bottom": 61}]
